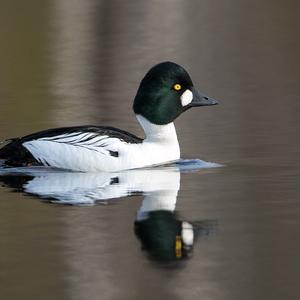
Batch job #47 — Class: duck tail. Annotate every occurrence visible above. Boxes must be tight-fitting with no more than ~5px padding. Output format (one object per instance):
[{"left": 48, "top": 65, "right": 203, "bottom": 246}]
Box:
[
  {"left": 0, "top": 138, "right": 18, "bottom": 157},
  {"left": 0, "top": 138, "right": 18, "bottom": 145}
]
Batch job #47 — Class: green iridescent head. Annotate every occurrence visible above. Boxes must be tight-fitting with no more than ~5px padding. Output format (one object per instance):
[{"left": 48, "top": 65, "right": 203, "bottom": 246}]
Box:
[{"left": 133, "top": 62, "right": 218, "bottom": 125}]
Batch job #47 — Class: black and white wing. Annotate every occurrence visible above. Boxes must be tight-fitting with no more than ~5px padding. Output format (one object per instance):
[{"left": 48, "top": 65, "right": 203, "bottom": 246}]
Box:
[{"left": 0, "top": 126, "right": 142, "bottom": 171}]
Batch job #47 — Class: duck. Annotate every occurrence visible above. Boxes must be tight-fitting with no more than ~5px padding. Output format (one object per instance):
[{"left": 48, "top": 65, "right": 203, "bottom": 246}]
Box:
[{"left": 0, "top": 61, "right": 218, "bottom": 172}]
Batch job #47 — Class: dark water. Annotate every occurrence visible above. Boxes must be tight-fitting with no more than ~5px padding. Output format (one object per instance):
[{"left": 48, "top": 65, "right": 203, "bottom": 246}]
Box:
[{"left": 0, "top": 1, "right": 299, "bottom": 299}]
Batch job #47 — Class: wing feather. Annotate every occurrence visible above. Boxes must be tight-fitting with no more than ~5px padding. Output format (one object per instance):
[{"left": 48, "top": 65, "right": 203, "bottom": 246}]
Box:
[
  {"left": 0, "top": 125, "right": 142, "bottom": 169},
  {"left": 26, "top": 132, "right": 122, "bottom": 153}
]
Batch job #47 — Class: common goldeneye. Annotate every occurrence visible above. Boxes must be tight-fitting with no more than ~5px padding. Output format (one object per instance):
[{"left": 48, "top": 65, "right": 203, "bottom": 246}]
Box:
[{"left": 0, "top": 62, "right": 218, "bottom": 172}]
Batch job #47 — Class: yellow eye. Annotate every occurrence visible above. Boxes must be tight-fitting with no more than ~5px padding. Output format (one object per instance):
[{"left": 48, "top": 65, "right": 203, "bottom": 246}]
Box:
[{"left": 173, "top": 83, "right": 182, "bottom": 91}]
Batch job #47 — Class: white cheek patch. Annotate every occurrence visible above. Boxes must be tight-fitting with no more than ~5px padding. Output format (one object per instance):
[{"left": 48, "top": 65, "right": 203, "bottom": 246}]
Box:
[{"left": 180, "top": 89, "right": 193, "bottom": 107}]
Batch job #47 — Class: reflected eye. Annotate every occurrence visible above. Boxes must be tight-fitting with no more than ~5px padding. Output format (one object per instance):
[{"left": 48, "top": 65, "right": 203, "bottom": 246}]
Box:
[
  {"left": 173, "top": 83, "right": 182, "bottom": 91},
  {"left": 175, "top": 235, "right": 182, "bottom": 258}
]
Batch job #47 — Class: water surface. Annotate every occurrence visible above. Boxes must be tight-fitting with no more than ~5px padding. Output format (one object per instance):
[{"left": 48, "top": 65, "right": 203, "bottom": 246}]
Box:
[{"left": 0, "top": 1, "right": 299, "bottom": 300}]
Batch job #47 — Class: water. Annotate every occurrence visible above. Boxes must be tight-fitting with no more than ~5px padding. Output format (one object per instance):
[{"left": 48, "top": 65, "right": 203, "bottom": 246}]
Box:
[{"left": 0, "top": 1, "right": 299, "bottom": 299}]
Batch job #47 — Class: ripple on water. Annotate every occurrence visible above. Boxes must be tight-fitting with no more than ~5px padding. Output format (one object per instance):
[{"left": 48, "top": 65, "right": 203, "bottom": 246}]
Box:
[
  {"left": 174, "top": 159, "right": 223, "bottom": 172},
  {"left": 0, "top": 159, "right": 223, "bottom": 175},
  {"left": 0, "top": 159, "right": 222, "bottom": 206}
]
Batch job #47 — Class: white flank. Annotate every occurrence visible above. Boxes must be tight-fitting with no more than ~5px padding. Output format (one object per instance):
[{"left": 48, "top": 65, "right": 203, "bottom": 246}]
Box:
[
  {"left": 23, "top": 133, "right": 124, "bottom": 172},
  {"left": 180, "top": 89, "right": 193, "bottom": 106},
  {"left": 22, "top": 116, "right": 180, "bottom": 172}
]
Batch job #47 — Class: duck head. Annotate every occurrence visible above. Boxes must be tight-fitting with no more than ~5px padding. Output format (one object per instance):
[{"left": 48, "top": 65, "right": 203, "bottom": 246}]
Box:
[{"left": 133, "top": 61, "right": 218, "bottom": 125}]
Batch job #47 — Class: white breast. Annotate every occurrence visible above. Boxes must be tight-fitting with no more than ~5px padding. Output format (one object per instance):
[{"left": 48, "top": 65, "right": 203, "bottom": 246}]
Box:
[{"left": 121, "top": 115, "right": 180, "bottom": 170}]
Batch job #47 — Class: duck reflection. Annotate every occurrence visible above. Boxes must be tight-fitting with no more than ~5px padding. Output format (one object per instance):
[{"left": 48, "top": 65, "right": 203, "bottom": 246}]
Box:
[
  {"left": 0, "top": 166, "right": 180, "bottom": 205},
  {"left": 135, "top": 211, "right": 195, "bottom": 262},
  {"left": 134, "top": 172, "right": 215, "bottom": 263},
  {"left": 0, "top": 163, "right": 216, "bottom": 263}
]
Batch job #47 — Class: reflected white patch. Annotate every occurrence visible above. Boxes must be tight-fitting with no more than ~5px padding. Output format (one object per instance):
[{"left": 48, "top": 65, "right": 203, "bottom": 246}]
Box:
[
  {"left": 181, "top": 221, "right": 194, "bottom": 246},
  {"left": 1, "top": 168, "right": 181, "bottom": 206},
  {"left": 180, "top": 89, "right": 193, "bottom": 106}
]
